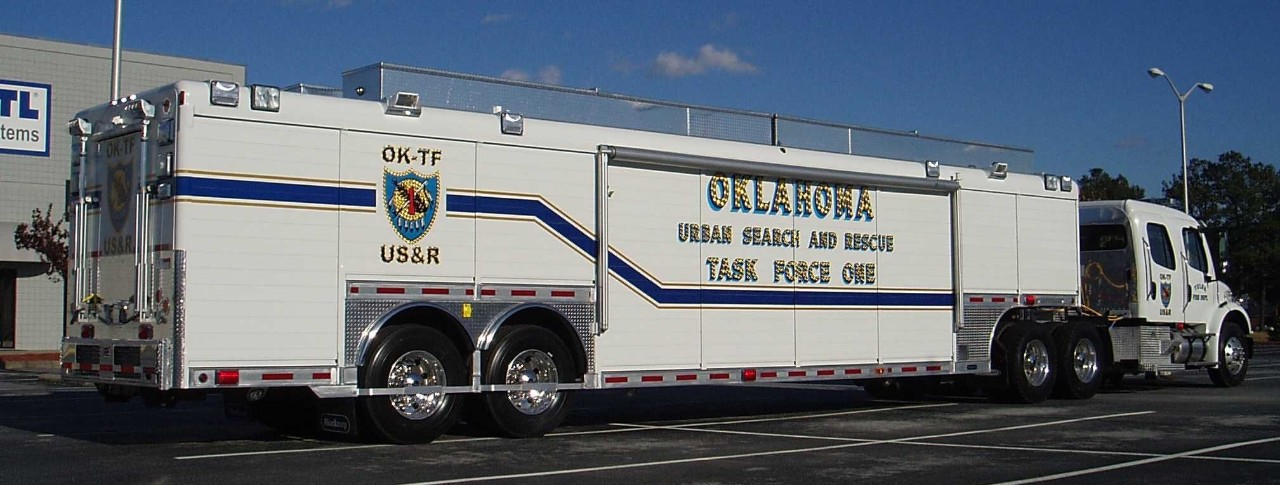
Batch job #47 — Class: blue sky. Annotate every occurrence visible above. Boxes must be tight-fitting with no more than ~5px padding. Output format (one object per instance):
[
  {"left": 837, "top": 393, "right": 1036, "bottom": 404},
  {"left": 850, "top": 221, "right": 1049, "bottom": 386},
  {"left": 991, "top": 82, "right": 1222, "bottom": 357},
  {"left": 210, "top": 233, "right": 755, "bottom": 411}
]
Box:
[{"left": 4, "top": 1, "right": 1277, "bottom": 194}]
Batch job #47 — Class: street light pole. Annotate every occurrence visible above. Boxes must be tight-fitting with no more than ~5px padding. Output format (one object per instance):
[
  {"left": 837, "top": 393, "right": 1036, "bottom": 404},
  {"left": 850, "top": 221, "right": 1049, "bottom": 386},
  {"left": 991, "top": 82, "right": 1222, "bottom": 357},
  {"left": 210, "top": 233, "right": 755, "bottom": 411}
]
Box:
[
  {"left": 1148, "top": 67, "right": 1213, "bottom": 214},
  {"left": 111, "top": 0, "right": 123, "bottom": 99}
]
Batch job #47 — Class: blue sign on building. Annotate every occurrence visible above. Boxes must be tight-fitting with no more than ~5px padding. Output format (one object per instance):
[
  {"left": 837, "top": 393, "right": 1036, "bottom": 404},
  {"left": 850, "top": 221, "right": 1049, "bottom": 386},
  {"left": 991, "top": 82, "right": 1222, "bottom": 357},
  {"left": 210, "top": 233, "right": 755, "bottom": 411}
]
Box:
[{"left": 0, "top": 79, "right": 51, "bottom": 157}]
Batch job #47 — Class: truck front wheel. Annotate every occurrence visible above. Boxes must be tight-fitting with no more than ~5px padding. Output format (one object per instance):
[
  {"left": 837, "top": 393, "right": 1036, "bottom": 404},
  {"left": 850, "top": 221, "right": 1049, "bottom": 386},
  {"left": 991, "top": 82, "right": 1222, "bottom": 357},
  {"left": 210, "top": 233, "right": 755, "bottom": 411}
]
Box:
[
  {"left": 1052, "top": 322, "right": 1105, "bottom": 399},
  {"left": 996, "top": 323, "right": 1056, "bottom": 403},
  {"left": 357, "top": 326, "right": 464, "bottom": 444},
  {"left": 1208, "top": 322, "right": 1249, "bottom": 387},
  {"left": 473, "top": 325, "right": 574, "bottom": 438}
]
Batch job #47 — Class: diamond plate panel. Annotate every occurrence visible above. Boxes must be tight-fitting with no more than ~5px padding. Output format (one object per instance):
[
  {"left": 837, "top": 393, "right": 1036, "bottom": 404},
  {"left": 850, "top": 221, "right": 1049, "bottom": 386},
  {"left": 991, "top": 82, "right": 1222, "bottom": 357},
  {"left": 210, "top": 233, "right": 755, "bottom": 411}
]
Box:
[
  {"left": 344, "top": 298, "right": 597, "bottom": 373},
  {"left": 957, "top": 303, "right": 1007, "bottom": 361},
  {"left": 550, "top": 303, "right": 595, "bottom": 373},
  {"left": 170, "top": 250, "right": 186, "bottom": 389},
  {"left": 344, "top": 299, "right": 415, "bottom": 365},
  {"left": 1109, "top": 326, "right": 1140, "bottom": 361}
]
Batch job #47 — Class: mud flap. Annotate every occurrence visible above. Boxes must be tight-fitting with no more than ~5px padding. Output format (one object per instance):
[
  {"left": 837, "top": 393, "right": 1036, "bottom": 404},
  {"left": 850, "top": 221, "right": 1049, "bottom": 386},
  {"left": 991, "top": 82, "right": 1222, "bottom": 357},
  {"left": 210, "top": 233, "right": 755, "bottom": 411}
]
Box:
[{"left": 315, "top": 397, "right": 361, "bottom": 438}]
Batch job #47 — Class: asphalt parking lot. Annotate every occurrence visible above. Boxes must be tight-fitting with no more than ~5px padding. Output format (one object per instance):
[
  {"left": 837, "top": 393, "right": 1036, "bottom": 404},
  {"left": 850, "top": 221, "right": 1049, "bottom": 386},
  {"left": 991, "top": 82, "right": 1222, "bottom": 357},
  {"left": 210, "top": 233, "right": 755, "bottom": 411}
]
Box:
[{"left": 2, "top": 346, "right": 1278, "bottom": 484}]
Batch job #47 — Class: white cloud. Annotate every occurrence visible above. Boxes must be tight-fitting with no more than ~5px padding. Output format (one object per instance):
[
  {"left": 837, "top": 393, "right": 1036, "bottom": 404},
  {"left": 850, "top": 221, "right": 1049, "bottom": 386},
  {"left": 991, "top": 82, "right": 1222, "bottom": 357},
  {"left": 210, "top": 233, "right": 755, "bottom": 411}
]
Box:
[
  {"left": 538, "top": 65, "right": 562, "bottom": 85},
  {"left": 499, "top": 69, "right": 531, "bottom": 82},
  {"left": 499, "top": 66, "right": 563, "bottom": 85},
  {"left": 652, "top": 44, "right": 758, "bottom": 78},
  {"left": 482, "top": 13, "right": 512, "bottom": 24}
]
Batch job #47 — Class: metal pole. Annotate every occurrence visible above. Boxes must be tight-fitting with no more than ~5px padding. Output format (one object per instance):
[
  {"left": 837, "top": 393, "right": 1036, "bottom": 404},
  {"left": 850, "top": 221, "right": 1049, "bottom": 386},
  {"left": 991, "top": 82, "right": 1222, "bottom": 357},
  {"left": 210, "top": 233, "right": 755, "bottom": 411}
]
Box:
[
  {"left": 1179, "top": 98, "right": 1189, "bottom": 213},
  {"left": 110, "top": 0, "right": 123, "bottom": 99}
]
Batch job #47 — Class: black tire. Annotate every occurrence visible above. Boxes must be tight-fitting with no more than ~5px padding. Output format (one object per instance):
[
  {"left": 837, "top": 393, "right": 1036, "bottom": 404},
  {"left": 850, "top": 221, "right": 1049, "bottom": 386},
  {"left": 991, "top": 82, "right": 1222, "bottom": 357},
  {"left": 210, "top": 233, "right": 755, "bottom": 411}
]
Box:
[
  {"left": 1208, "top": 322, "right": 1248, "bottom": 387},
  {"left": 474, "top": 325, "right": 574, "bottom": 438},
  {"left": 357, "top": 326, "right": 464, "bottom": 444},
  {"left": 995, "top": 323, "right": 1056, "bottom": 404},
  {"left": 1052, "top": 323, "right": 1106, "bottom": 399}
]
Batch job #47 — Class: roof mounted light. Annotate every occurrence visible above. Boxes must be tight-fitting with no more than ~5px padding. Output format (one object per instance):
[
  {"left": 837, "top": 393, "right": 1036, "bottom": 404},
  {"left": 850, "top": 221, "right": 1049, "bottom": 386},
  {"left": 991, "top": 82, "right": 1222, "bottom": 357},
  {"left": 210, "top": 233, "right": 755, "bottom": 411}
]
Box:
[
  {"left": 924, "top": 160, "right": 940, "bottom": 178},
  {"left": 68, "top": 118, "right": 92, "bottom": 136},
  {"left": 250, "top": 84, "right": 281, "bottom": 112},
  {"left": 1060, "top": 175, "right": 1073, "bottom": 192},
  {"left": 384, "top": 92, "right": 421, "bottom": 117},
  {"left": 210, "top": 80, "right": 240, "bottom": 107},
  {"left": 990, "top": 162, "right": 1008, "bottom": 179},
  {"left": 122, "top": 98, "right": 155, "bottom": 122},
  {"left": 1043, "top": 173, "right": 1060, "bottom": 191},
  {"left": 493, "top": 106, "right": 524, "bottom": 136}
]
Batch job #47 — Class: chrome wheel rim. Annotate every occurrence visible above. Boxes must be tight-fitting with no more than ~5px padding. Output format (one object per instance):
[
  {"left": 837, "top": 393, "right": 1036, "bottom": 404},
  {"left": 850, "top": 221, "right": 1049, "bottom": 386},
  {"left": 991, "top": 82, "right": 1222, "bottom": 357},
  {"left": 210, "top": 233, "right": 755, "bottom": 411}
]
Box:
[
  {"left": 1072, "top": 338, "right": 1100, "bottom": 383},
  {"left": 505, "top": 349, "right": 560, "bottom": 415},
  {"left": 386, "top": 350, "right": 447, "bottom": 420},
  {"left": 1223, "top": 336, "right": 1247, "bottom": 375},
  {"left": 1023, "top": 339, "right": 1051, "bottom": 387}
]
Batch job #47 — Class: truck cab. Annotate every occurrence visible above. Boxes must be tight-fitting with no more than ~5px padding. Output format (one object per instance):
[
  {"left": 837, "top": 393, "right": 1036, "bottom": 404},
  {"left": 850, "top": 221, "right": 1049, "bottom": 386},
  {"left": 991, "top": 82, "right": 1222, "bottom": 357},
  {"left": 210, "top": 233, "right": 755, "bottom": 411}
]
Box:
[{"left": 1079, "top": 200, "right": 1250, "bottom": 384}]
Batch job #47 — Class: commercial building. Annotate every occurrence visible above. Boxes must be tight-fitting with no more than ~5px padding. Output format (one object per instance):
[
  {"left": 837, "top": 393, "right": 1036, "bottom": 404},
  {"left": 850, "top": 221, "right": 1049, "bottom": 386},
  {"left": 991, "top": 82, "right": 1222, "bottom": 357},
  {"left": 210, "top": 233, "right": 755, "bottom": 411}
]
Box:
[{"left": 0, "top": 33, "right": 244, "bottom": 350}]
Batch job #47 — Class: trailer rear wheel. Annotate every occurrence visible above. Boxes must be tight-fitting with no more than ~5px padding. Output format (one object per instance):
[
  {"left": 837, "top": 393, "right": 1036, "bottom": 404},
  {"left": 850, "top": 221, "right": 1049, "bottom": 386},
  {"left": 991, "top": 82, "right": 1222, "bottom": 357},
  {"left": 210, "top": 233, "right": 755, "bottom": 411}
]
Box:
[
  {"left": 1052, "top": 323, "right": 1105, "bottom": 399},
  {"left": 474, "top": 325, "right": 573, "bottom": 438},
  {"left": 1208, "top": 322, "right": 1248, "bottom": 387},
  {"left": 357, "top": 326, "right": 463, "bottom": 444},
  {"left": 996, "top": 323, "right": 1056, "bottom": 403}
]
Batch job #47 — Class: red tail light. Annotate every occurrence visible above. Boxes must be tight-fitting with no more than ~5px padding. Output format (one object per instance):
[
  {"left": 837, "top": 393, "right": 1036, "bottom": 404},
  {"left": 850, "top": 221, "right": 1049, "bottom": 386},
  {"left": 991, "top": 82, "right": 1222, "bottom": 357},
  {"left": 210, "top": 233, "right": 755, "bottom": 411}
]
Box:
[
  {"left": 1024, "top": 294, "right": 1038, "bottom": 306},
  {"left": 215, "top": 370, "right": 240, "bottom": 386},
  {"left": 742, "top": 369, "right": 758, "bottom": 382},
  {"left": 80, "top": 325, "right": 94, "bottom": 339},
  {"left": 138, "top": 324, "right": 154, "bottom": 340}
]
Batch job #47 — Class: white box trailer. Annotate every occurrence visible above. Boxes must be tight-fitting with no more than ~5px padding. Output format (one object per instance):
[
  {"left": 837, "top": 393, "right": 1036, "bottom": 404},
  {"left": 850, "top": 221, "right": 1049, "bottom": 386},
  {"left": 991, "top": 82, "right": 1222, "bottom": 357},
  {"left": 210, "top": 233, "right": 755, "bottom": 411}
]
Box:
[{"left": 61, "top": 79, "right": 1250, "bottom": 444}]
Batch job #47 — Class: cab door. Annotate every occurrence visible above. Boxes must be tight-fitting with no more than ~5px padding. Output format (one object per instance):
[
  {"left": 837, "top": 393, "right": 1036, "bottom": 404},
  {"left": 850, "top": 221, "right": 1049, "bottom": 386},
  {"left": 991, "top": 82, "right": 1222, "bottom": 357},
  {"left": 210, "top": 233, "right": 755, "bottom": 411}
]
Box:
[
  {"left": 1180, "top": 227, "right": 1215, "bottom": 325},
  {"left": 1141, "top": 222, "right": 1183, "bottom": 324}
]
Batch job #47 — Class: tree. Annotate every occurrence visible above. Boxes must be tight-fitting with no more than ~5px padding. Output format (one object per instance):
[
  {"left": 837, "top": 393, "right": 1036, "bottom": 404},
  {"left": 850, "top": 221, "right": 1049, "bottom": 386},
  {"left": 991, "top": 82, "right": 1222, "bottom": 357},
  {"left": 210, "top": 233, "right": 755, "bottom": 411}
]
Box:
[
  {"left": 1077, "top": 168, "right": 1146, "bottom": 201},
  {"left": 1163, "top": 151, "right": 1280, "bottom": 310},
  {"left": 13, "top": 204, "right": 68, "bottom": 282}
]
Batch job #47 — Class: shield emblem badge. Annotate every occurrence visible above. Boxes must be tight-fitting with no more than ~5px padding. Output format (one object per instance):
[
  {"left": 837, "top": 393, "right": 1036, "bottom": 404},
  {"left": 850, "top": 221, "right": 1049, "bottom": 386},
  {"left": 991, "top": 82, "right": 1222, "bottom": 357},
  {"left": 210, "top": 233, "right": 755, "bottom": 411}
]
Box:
[
  {"left": 1159, "top": 282, "right": 1172, "bottom": 308},
  {"left": 107, "top": 162, "right": 133, "bottom": 234},
  {"left": 383, "top": 168, "right": 441, "bottom": 244}
]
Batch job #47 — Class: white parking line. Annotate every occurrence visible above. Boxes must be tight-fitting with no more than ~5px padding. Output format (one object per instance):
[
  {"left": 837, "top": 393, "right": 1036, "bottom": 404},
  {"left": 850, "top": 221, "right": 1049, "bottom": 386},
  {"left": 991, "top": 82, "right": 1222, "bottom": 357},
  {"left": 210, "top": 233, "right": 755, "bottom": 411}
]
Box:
[
  {"left": 174, "top": 424, "right": 701, "bottom": 460},
  {"left": 660, "top": 402, "right": 956, "bottom": 427},
  {"left": 402, "top": 411, "right": 1153, "bottom": 484},
  {"left": 175, "top": 443, "right": 394, "bottom": 460},
  {"left": 990, "top": 436, "right": 1280, "bottom": 485},
  {"left": 905, "top": 439, "right": 1280, "bottom": 465},
  {"left": 175, "top": 403, "right": 953, "bottom": 460}
]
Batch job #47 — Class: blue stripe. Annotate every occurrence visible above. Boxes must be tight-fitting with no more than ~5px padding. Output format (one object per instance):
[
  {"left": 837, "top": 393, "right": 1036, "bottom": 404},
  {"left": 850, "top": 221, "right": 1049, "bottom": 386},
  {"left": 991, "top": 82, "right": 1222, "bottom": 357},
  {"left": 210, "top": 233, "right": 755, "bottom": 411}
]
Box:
[
  {"left": 451, "top": 193, "right": 954, "bottom": 308},
  {"left": 170, "top": 180, "right": 952, "bottom": 307},
  {"left": 174, "top": 176, "right": 376, "bottom": 207},
  {"left": 449, "top": 194, "right": 596, "bottom": 256}
]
